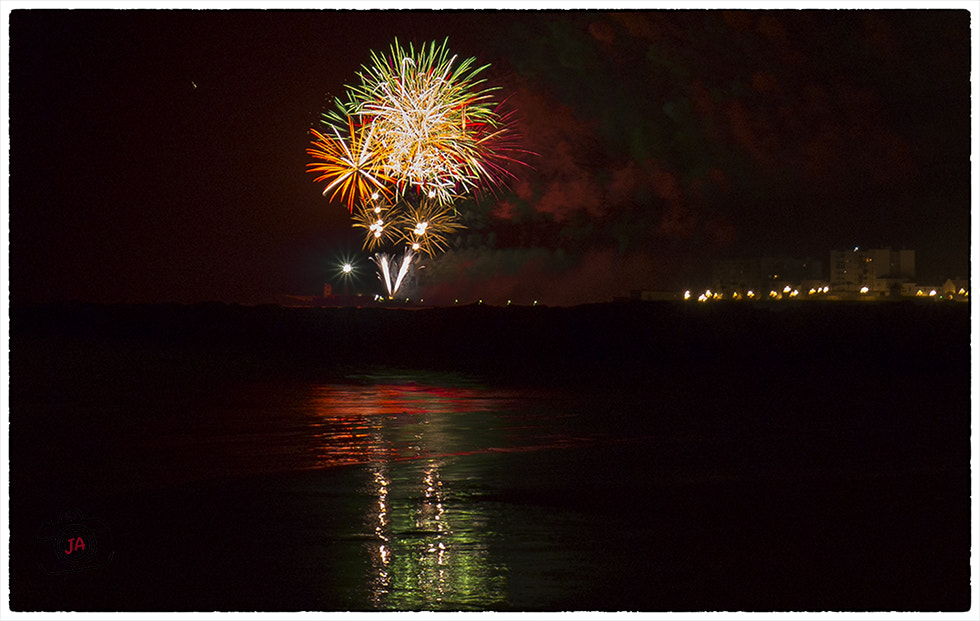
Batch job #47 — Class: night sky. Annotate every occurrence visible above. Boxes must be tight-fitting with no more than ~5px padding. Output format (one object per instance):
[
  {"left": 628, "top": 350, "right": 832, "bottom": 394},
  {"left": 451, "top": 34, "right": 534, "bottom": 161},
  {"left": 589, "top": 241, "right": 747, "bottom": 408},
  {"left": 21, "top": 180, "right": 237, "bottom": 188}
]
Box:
[{"left": 6, "top": 5, "right": 975, "bottom": 306}]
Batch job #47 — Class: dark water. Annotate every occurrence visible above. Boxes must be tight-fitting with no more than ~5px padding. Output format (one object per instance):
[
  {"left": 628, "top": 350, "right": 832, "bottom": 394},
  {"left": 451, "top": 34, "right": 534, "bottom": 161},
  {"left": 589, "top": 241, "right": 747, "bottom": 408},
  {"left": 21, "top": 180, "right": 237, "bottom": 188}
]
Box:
[{"left": 8, "top": 302, "right": 973, "bottom": 611}]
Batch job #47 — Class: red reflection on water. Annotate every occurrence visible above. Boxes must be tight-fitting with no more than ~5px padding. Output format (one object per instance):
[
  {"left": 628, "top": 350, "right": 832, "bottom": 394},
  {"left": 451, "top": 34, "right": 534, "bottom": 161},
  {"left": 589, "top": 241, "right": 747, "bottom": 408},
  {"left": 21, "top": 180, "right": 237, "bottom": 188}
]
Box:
[{"left": 306, "top": 383, "right": 516, "bottom": 468}]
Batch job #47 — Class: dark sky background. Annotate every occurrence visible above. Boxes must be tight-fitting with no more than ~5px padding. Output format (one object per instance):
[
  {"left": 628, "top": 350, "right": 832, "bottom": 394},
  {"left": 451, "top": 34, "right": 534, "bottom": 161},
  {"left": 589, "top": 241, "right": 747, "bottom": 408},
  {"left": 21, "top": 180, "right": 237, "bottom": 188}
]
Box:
[{"left": 6, "top": 6, "right": 974, "bottom": 306}]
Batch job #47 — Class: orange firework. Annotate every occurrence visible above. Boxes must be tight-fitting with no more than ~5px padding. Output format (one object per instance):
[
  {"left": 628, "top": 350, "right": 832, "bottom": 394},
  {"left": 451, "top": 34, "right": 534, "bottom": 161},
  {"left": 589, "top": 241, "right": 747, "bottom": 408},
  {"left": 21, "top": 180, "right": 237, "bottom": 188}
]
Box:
[{"left": 306, "top": 115, "right": 394, "bottom": 212}]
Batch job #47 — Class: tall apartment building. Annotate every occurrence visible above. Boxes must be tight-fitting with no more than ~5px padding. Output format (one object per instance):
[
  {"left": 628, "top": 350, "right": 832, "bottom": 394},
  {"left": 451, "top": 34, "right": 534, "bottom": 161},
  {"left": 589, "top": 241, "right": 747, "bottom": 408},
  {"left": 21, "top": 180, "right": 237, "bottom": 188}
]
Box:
[{"left": 829, "top": 247, "right": 914, "bottom": 292}]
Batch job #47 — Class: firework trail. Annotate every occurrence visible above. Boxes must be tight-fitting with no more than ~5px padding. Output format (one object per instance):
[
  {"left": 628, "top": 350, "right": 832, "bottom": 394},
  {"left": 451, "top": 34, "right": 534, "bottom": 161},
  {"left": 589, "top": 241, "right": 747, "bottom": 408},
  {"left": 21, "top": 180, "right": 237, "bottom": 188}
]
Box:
[
  {"left": 374, "top": 253, "right": 394, "bottom": 296},
  {"left": 372, "top": 250, "right": 416, "bottom": 297},
  {"left": 391, "top": 251, "right": 414, "bottom": 295}
]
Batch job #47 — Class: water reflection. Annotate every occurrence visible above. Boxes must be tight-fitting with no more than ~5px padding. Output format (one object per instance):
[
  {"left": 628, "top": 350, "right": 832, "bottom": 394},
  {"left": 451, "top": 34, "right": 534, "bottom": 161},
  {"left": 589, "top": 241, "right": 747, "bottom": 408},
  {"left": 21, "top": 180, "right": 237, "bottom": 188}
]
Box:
[
  {"left": 307, "top": 381, "right": 519, "bottom": 467},
  {"left": 307, "top": 376, "right": 516, "bottom": 609},
  {"left": 363, "top": 458, "right": 506, "bottom": 610}
]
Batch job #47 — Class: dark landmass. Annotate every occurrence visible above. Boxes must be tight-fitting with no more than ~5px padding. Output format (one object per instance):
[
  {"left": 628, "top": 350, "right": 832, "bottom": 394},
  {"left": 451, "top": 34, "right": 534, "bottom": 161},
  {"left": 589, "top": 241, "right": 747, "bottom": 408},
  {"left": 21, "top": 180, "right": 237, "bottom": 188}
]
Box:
[
  {"left": 9, "top": 298, "right": 970, "bottom": 389},
  {"left": 7, "top": 300, "right": 973, "bottom": 611}
]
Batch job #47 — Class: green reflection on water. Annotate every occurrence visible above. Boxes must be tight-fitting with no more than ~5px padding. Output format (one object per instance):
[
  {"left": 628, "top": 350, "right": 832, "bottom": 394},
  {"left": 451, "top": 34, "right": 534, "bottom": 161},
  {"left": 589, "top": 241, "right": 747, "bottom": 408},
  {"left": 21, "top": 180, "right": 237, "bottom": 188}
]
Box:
[{"left": 366, "top": 458, "right": 507, "bottom": 610}]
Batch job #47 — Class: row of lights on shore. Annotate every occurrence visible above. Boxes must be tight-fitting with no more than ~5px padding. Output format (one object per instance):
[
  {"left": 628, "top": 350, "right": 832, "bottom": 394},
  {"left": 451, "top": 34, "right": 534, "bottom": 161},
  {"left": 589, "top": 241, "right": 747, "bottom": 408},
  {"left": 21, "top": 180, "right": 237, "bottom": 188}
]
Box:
[
  {"left": 456, "top": 299, "right": 540, "bottom": 306},
  {"left": 685, "top": 285, "right": 967, "bottom": 302},
  {"left": 685, "top": 285, "right": 831, "bottom": 302},
  {"left": 371, "top": 295, "right": 541, "bottom": 307}
]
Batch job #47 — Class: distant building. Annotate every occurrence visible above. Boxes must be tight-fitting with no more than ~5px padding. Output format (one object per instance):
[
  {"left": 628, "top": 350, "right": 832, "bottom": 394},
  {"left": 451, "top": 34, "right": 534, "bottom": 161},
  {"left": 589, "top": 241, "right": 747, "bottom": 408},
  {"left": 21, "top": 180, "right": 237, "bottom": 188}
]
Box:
[
  {"left": 630, "top": 290, "right": 684, "bottom": 302},
  {"left": 941, "top": 278, "right": 969, "bottom": 295},
  {"left": 712, "top": 256, "right": 822, "bottom": 295},
  {"left": 829, "top": 247, "right": 914, "bottom": 293}
]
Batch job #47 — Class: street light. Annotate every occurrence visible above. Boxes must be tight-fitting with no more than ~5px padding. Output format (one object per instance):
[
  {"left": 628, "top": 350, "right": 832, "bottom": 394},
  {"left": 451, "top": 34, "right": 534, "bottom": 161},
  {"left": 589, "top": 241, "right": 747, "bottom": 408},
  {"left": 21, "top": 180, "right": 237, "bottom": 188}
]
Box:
[{"left": 338, "top": 260, "right": 355, "bottom": 298}]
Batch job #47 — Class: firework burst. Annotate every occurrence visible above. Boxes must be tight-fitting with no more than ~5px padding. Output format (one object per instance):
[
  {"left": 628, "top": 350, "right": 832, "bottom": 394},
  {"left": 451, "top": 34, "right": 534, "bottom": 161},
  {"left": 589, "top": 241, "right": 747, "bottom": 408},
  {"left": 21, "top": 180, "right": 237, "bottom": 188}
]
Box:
[
  {"left": 351, "top": 195, "right": 400, "bottom": 251},
  {"left": 308, "top": 38, "right": 528, "bottom": 298},
  {"left": 349, "top": 40, "right": 499, "bottom": 202},
  {"left": 394, "top": 197, "right": 465, "bottom": 257},
  {"left": 310, "top": 38, "right": 517, "bottom": 208}
]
